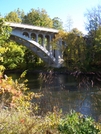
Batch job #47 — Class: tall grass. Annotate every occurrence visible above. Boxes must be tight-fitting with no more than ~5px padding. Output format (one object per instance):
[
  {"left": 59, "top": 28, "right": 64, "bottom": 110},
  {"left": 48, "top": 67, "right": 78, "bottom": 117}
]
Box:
[{"left": 0, "top": 71, "right": 61, "bottom": 133}]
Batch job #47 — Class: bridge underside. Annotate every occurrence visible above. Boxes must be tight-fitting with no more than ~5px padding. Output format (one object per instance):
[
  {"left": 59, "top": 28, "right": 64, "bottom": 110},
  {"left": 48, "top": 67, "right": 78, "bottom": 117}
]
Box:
[{"left": 10, "top": 34, "right": 62, "bottom": 68}]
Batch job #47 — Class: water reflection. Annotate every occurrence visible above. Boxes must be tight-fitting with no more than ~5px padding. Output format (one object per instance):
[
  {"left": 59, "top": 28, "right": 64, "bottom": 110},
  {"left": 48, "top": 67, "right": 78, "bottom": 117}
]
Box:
[{"left": 6, "top": 72, "right": 101, "bottom": 121}]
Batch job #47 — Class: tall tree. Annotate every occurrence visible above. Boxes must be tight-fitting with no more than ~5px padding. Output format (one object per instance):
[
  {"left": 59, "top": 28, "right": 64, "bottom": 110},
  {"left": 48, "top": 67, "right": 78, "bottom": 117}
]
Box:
[
  {"left": 65, "top": 15, "right": 73, "bottom": 32},
  {"left": 15, "top": 8, "right": 25, "bottom": 22},
  {"left": 64, "top": 35, "right": 86, "bottom": 70},
  {"left": 23, "top": 8, "right": 53, "bottom": 27},
  {"left": 5, "top": 8, "right": 25, "bottom": 23},
  {"left": 85, "top": 5, "right": 101, "bottom": 36},
  {"left": 0, "top": 18, "right": 12, "bottom": 72},
  {"left": 5, "top": 11, "right": 21, "bottom": 23},
  {"left": 0, "top": 18, "right": 11, "bottom": 41},
  {"left": 84, "top": 4, "right": 101, "bottom": 71},
  {"left": 71, "top": 28, "right": 83, "bottom": 36},
  {"left": 52, "top": 17, "right": 63, "bottom": 30},
  {"left": 2, "top": 41, "right": 25, "bottom": 70}
]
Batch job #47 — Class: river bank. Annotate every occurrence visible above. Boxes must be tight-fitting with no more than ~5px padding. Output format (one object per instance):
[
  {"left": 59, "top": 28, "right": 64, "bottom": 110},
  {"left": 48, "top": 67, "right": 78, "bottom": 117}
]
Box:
[{"left": 4, "top": 67, "right": 101, "bottom": 87}]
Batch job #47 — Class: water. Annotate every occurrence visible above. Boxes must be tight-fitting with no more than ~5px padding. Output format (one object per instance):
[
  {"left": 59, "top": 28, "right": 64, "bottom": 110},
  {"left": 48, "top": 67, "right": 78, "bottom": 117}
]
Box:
[{"left": 6, "top": 71, "right": 101, "bottom": 121}]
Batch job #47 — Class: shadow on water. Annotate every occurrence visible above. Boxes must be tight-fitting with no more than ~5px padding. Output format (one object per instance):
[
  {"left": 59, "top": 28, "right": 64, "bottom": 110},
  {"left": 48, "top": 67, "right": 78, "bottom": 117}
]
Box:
[{"left": 6, "top": 71, "right": 101, "bottom": 121}]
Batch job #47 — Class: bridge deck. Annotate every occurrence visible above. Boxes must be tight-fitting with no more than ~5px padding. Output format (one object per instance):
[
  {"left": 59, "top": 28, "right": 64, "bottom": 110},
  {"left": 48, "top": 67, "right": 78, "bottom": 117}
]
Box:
[{"left": 6, "top": 22, "right": 59, "bottom": 33}]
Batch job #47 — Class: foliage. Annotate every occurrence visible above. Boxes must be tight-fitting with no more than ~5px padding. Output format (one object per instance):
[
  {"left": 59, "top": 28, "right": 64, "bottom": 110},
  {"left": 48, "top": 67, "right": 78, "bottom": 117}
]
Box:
[
  {"left": 66, "top": 15, "right": 73, "bottom": 32},
  {"left": 85, "top": 4, "right": 101, "bottom": 35},
  {"left": 58, "top": 111, "right": 101, "bottom": 134},
  {"left": 5, "top": 11, "right": 22, "bottom": 23},
  {"left": 51, "top": 30, "right": 67, "bottom": 49},
  {"left": 0, "top": 71, "right": 61, "bottom": 134},
  {"left": 2, "top": 41, "right": 25, "bottom": 70},
  {"left": 0, "top": 70, "right": 101, "bottom": 133},
  {"left": 23, "top": 8, "right": 53, "bottom": 28},
  {"left": 84, "top": 5, "right": 101, "bottom": 70},
  {"left": 0, "top": 108, "right": 61, "bottom": 134},
  {"left": 90, "top": 27, "right": 101, "bottom": 70},
  {"left": 0, "top": 18, "right": 12, "bottom": 72},
  {"left": 84, "top": 17, "right": 101, "bottom": 71},
  {"left": 0, "top": 18, "right": 11, "bottom": 42},
  {"left": 71, "top": 28, "right": 83, "bottom": 36},
  {"left": 84, "top": 5, "right": 101, "bottom": 71},
  {"left": 15, "top": 8, "right": 25, "bottom": 22},
  {"left": 0, "top": 71, "right": 35, "bottom": 110},
  {"left": 52, "top": 17, "right": 63, "bottom": 30},
  {"left": 63, "top": 30, "right": 86, "bottom": 71},
  {"left": 54, "top": 25, "right": 101, "bottom": 72},
  {"left": 23, "top": 48, "right": 45, "bottom": 69},
  {"left": 5, "top": 8, "right": 25, "bottom": 23}
]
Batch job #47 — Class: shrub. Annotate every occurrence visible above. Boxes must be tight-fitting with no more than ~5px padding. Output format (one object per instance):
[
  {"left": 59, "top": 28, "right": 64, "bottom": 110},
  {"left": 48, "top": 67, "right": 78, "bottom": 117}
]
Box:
[
  {"left": 0, "top": 71, "right": 60, "bottom": 133},
  {"left": 0, "top": 70, "right": 40, "bottom": 111},
  {"left": 58, "top": 111, "right": 101, "bottom": 134}
]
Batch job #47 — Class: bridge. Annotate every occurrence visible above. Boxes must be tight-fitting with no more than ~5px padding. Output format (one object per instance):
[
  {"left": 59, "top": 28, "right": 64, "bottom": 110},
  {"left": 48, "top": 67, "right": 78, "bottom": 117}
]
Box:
[{"left": 6, "top": 22, "right": 64, "bottom": 68}]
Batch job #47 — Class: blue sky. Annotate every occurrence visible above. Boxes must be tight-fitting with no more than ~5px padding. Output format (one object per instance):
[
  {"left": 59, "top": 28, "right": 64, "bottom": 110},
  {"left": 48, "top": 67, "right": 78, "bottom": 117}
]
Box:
[{"left": 0, "top": 0, "right": 101, "bottom": 34}]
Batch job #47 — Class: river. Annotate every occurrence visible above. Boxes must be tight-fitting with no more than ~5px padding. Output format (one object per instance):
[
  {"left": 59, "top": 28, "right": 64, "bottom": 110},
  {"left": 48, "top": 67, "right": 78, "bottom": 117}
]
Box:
[{"left": 6, "top": 71, "right": 101, "bottom": 121}]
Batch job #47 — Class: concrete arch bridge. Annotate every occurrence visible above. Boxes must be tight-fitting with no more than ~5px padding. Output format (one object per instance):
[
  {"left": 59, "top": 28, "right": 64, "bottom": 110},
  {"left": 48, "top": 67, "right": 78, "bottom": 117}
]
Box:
[{"left": 6, "top": 22, "right": 65, "bottom": 68}]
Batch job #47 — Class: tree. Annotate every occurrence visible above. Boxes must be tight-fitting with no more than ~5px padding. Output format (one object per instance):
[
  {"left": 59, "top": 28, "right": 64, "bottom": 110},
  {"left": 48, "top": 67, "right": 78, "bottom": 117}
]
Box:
[
  {"left": 88, "top": 27, "right": 101, "bottom": 70},
  {"left": 71, "top": 28, "right": 83, "bottom": 36},
  {"left": 52, "top": 17, "right": 63, "bottom": 30},
  {"left": 5, "top": 8, "right": 25, "bottom": 23},
  {"left": 65, "top": 15, "right": 73, "bottom": 32},
  {"left": 51, "top": 30, "right": 67, "bottom": 50},
  {"left": 5, "top": 11, "right": 21, "bottom": 23},
  {"left": 84, "top": 4, "right": 101, "bottom": 71},
  {"left": 52, "top": 28, "right": 87, "bottom": 71},
  {"left": 15, "top": 8, "right": 25, "bottom": 22},
  {"left": 63, "top": 29, "right": 86, "bottom": 70},
  {"left": 0, "top": 18, "right": 11, "bottom": 41},
  {"left": 0, "top": 18, "right": 12, "bottom": 72},
  {"left": 85, "top": 5, "right": 101, "bottom": 36},
  {"left": 2, "top": 41, "right": 25, "bottom": 70},
  {"left": 23, "top": 8, "right": 53, "bottom": 28}
]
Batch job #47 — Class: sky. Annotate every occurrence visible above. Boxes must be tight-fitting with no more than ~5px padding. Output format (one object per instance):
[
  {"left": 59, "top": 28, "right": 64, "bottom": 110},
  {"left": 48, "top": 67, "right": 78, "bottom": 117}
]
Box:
[{"left": 0, "top": 0, "right": 101, "bottom": 34}]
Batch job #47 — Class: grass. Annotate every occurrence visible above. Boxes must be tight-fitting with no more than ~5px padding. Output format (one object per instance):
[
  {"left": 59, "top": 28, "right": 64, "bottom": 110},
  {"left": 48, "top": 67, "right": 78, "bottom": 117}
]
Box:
[{"left": 0, "top": 107, "right": 61, "bottom": 134}]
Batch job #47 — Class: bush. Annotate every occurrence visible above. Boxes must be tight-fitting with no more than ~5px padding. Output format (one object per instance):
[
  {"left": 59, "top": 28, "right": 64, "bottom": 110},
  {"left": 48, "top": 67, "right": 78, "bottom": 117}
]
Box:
[
  {"left": 58, "top": 111, "right": 100, "bottom": 134},
  {"left": 0, "top": 71, "right": 33, "bottom": 110},
  {"left": 0, "top": 71, "right": 60, "bottom": 133}
]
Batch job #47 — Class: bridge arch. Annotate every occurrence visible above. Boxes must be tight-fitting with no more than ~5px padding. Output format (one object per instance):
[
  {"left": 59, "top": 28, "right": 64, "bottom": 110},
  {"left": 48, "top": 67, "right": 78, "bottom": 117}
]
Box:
[
  {"left": 10, "top": 33, "right": 58, "bottom": 67},
  {"left": 31, "top": 33, "right": 36, "bottom": 41},
  {"left": 23, "top": 32, "right": 29, "bottom": 38}
]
